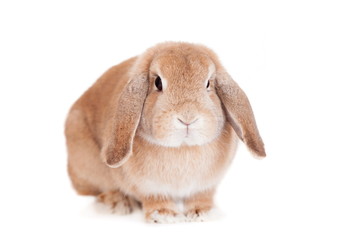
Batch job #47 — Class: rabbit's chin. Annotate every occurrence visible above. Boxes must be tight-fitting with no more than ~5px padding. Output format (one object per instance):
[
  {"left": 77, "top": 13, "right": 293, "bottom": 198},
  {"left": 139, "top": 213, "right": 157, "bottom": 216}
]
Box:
[{"left": 139, "top": 130, "right": 218, "bottom": 147}]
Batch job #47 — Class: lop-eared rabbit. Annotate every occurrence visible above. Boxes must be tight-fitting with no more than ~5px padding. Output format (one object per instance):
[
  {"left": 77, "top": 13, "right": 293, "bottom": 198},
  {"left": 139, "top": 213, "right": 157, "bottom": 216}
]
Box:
[{"left": 65, "top": 42, "right": 266, "bottom": 223}]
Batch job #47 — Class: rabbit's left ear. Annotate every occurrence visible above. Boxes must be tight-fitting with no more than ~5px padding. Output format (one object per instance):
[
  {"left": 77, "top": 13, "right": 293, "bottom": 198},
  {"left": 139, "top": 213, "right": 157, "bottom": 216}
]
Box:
[
  {"left": 215, "top": 71, "right": 266, "bottom": 158},
  {"left": 102, "top": 74, "right": 149, "bottom": 168}
]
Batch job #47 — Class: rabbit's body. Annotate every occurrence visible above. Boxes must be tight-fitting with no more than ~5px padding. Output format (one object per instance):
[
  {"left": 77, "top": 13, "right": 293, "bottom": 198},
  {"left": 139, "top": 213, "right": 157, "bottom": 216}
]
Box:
[
  {"left": 125, "top": 131, "right": 237, "bottom": 199},
  {"left": 68, "top": 123, "right": 237, "bottom": 199},
  {"left": 66, "top": 42, "right": 265, "bottom": 223}
]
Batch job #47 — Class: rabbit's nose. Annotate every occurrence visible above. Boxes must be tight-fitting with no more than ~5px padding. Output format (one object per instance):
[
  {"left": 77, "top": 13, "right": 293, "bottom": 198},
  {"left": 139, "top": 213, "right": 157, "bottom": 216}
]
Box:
[{"left": 177, "top": 118, "right": 198, "bottom": 126}]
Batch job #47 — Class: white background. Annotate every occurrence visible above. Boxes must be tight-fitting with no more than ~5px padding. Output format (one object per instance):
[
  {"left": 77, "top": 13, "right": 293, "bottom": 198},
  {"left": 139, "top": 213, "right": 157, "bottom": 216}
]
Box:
[{"left": 1, "top": 0, "right": 359, "bottom": 239}]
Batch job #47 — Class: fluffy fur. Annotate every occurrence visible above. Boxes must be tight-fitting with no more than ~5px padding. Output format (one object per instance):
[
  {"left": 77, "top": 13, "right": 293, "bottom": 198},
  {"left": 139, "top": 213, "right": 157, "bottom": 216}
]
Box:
[{"left": 65, "top": 42, "right": 266, "bottom": 223}]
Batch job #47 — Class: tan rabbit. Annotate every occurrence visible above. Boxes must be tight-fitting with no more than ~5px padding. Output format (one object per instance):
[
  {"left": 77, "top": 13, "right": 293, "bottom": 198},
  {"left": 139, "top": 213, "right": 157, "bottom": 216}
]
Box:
[{"left": 65, "top": 42, "right": 266, "bottom": 223}]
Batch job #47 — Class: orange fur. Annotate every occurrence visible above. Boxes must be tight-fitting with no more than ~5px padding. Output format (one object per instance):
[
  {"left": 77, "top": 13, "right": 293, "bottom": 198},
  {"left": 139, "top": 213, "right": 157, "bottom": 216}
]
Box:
[{"left": 65, "top": 42, "right": 265, "bottom": 223}]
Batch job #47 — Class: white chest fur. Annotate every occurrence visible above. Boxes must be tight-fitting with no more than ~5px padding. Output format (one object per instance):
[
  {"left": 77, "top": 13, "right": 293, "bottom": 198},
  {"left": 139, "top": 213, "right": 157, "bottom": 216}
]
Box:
[
  {"left": 119, "top": 132, "right": 237, "bottom": 199},
  {"left": 134, "top": 148, "right": 226, "bottom": 199}
]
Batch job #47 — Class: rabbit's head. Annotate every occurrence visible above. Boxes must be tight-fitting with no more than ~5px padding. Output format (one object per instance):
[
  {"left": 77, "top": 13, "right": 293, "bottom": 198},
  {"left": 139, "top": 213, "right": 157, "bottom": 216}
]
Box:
[
  {"left": 103, "top": 42, "right": 265, "bottom": 168},
  {"left": 137, "top": 45, "right": 225, "bottom": 147}
]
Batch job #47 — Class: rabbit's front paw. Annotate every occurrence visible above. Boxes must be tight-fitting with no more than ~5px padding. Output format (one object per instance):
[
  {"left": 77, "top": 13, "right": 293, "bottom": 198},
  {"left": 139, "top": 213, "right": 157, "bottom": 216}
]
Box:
[
  {"left": 146, "top": 208, "right": 186, "bottom": 224},
  {"left": 185, "top": 206, "right": 214, "bottom": 222}
]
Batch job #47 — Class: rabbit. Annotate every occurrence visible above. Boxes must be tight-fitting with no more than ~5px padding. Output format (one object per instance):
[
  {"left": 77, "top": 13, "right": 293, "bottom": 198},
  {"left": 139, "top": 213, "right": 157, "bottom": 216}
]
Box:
[{"left": 65, "top": 42, "right": 266, "bottom": 223}]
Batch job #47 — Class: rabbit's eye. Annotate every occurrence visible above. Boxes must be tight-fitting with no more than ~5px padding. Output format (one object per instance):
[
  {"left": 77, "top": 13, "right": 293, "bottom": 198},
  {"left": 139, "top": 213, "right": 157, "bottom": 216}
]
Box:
[
  {"left": 206, "top": 80, "right": 210, "bottom": 89},
  {"left": 155, "top": 76, "right": 162, "bottom": 91}
]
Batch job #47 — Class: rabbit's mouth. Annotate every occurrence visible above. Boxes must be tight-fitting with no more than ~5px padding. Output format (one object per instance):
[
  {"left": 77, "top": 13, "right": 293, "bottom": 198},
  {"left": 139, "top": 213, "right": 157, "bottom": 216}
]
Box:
[
  {"left": 138, "top": 108, "right": 225, "bottom": 148},
  {"left": 139, "top": 125, "right": 219, "bottom": 148}
]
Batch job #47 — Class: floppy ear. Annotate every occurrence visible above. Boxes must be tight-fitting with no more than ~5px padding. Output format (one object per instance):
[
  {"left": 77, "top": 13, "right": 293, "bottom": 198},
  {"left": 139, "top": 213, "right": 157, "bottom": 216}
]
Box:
[
  {"left": 215, "top": 71, "right": 266, "bottom": 158},
  {"left": 102, "top": 74, "right": 149, "bottom": 168}
]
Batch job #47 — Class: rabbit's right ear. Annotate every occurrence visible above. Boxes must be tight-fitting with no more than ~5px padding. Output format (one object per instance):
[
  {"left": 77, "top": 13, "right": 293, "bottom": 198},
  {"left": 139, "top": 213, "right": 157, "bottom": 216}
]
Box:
[
  {"left": 102, "top": 74, "right": 149, "bottom": 168},
  {"left": 215, "top": 71, "right": 266, "bottom": 158}
]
